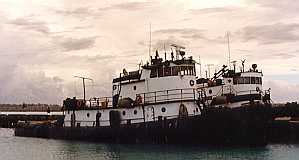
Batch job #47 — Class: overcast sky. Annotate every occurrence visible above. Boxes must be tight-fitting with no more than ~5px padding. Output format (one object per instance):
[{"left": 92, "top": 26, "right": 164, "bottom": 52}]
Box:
[{"left": 0, "top": 0, "right": 298, "bottom": 104}]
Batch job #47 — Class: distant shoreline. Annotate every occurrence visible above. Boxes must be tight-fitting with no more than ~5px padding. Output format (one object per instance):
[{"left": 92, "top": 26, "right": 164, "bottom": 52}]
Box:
[{"left": 0, "top": 104, "right": 62, "bottom": 112}]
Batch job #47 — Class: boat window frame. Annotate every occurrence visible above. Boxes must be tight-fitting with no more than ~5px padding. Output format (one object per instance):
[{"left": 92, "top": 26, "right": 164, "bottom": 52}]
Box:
[
  {"left": 150, "top": 64, "right": 195, "bottom": 78},
  {"left": 233, "top": 76, "right": 262, "bottom": 84}
]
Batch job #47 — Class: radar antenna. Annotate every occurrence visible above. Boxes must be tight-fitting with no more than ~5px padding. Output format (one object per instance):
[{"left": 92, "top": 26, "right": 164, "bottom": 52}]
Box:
[
  {"left": 241, "top": 59, "right": 246, "bottom": 72},
  {"left": 170, "top": 44, "right": 185, "bottom": 60}
]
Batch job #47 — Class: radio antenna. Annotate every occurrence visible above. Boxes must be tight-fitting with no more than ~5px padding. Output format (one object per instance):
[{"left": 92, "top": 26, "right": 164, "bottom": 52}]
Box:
[
  {"left": 148, "top": 23, "right": 152, "bottom": 60},
  {"left": 199, "top": 56, "right": 202, "bottom": 78},
  {"left": 206, "top": 64, "right": 214, "bottom": 78},
  {"left": 226, "top": 31, "right": 231, "bottom": 70},
  {"left": 164, "top": 43, "right": 167, "bottom": 60},
  {"left": 74, "top": 76, "right": 93, "bottom": 103}
]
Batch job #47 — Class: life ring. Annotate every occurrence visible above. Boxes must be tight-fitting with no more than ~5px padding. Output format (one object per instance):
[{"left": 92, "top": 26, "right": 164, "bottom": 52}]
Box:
[
  {"left": 136, "top": 95, "right": 143, "bottom": 104},
  {"left": 189, "top": 80, "right": 195, "bottom": 86},
  {"left": 164, "top": 61, "right": 170, "bottom": 66},
  {"left": 256, "top": 87, "right": 260, "bottom": 92},
  {"left": 76, "top": 100, "right": 82, "bottom": 108}
]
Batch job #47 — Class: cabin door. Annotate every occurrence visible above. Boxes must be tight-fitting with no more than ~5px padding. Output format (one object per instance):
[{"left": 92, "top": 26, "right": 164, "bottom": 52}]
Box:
[
  {"left": 146, "top": 106, "right": 155, "bottom": 122},
  {"left": 96, "top": 112, "right": 100, "bottom": 127},
  {"left": 71, "top": 112, "right": 76, "bottom": 127}
]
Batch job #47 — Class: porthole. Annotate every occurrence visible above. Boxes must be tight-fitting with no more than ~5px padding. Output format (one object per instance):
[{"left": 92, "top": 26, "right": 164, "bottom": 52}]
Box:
[
  {"left": 113, "top": 85, "right": 117, "bottom": 90},
  {"left": 134, "top": 110, "right": 137, "bottom": 115},
  {"left": 87, "top": 113, "right": 90, "bottom": 117},
  {"left": 133, "top": 86, "right": 137, "bottom": 90},
  {"left": 161, "top": 107, "right": 166, "bottom": 113},
  {"left": 96, "top": 112, "right": 101, "bottom": 118},
  {"left": 209, "top": 89, "right": 212, "bottom": 94},
  {"left": 189, "top": 80, "right": 195, "bottom": 86},
  {"left": 122, "top": 111, "right": 126, "bottom": 116}
]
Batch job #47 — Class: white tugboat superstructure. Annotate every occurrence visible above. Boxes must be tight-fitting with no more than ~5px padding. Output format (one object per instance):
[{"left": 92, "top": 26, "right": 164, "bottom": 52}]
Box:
[
  {"left": 64, "top": 45, "right": 201, "bottom": 127},
  {"left": 58, "top": 44, "right": 272, "bottom": 145}
]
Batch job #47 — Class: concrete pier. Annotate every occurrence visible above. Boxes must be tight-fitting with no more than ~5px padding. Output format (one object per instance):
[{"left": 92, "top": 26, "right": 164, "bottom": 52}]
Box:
[{"left": 0, "top": 104, "right": 63, "bottom": 128}]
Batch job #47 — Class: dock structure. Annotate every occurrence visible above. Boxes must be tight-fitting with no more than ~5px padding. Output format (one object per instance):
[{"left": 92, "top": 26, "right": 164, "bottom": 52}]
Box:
[
  {"left": 269, "top": 102, "right": 299, "bottom": 143},
  {"left": 272, "top": 102, "right": 299, "bottom": 118},
  {"left": 0, "top": 112, "right": 64, "bottom": 128},
  {"left": 0, "top": 104, "right": 63, "bottom": 128}
]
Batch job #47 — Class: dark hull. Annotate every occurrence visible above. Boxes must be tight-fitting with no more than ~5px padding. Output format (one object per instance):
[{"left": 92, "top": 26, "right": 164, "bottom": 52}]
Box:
[{"left": 15, "top": 103, "right": 272, "bottom": 146}]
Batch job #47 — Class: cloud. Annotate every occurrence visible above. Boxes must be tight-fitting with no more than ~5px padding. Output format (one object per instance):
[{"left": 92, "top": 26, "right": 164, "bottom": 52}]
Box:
[
  {"left": 155, "top": 28, "right": 204, "bottom": 35},
  {"left": 7, "top": 17, "right": 50, "bottom": 34},
  {"left": 55, "top": 7, "right": 93, "bottom": 16},
  {"left": 250, "top": 0, "right": 299, "bottom": 12},
  {"left": 271, "top": 53, "right": 297, "bottom": 59},
  {"left": 55, "top": 36, "right": 97, "bottom": 52},
  {"left": 238, "top": 23, "right": 299, "bottom": 44},
  {"left": 53, "top": 7, "right": 101, "bottom": 20},
  {"left": 100, "top": 1, "right": 153, "bottom": 11},
  {"left": 0, "top": 65, "right": 64, "bottom": 104},
  {"left": 189, "top": 6, "right": 240, "bottom": 15},
  {"left": 151, "top": 36, "right": 188, "bottom": 51},
  {"left": 264, "top": 80, "right": 299, "bottom": 103},
  {"left": 154, "top": 28, "right": 209, "bottom": 41},
  {"left": 1, "top": 0, "right": 299, "bottom": 105}
]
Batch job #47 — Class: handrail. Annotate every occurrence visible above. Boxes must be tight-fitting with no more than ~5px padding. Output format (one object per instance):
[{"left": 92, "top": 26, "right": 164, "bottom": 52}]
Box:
[
  {"left": 138, "top": 88, "right": 196, "bottom": 105},
  {"left": 80, "top": 88, "right": 197, "bottom": 109},
  {"left": 205, "top": 85, "right": 259, "bottom": 98}
]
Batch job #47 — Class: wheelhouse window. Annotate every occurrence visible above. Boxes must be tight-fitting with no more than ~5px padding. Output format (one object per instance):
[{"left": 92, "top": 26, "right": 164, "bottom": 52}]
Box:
[
  {"left": 164, "top": 67, "right": 171, "bottom": 76},
  {"left": 172, "top": 66, "right": 180, "bottom": 76},
  {"left": 233, "top": 77, "right": 244, "bottom": 84},
  {"left": 158, "top": 67, "right": 163, "bottom": 77},
  {"left": 256, "top": 77, "right": 262, "bottom": 84},
  {"left": 233, "top": 77, "right": 262, "bottom": 84},
  {"left": 178, "top": 65, "right": 195, "bottom": 76},
  {"left": 150, "top": 65, "right": 195, "bottom": 78},
  {"left": 150, "top": 68, "right": 157, "bottom": 78},
  {"left": 251, "top": 77, "right": 256, "bottom": 84},
  {"left": 244, "top": 77, "right": 250, "bottom": 84}
]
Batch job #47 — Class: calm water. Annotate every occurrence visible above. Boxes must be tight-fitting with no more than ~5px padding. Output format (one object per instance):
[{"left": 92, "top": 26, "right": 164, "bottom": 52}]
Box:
[{"left": 0, "top": 128, "right": 298, "bottom": 160}]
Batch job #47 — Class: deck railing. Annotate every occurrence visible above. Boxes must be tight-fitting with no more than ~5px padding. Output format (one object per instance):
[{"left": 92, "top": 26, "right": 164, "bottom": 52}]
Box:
[
  {"left": 137, "top": 88, "right": 196, "bottom": 105},
  {"left": 85, "top": 88, "right": 197, "bottom": 108},
  {"left": 87, "top": 97, "right": 113, "bottom": 108},
  {"left": 206, "top": 85, "right": 259, "bottom": 97}
]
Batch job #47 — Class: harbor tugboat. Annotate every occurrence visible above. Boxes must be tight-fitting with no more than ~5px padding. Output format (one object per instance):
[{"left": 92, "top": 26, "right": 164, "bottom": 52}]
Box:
[{"left": 15, "top": 44, "right": 272, "bottom": 146}]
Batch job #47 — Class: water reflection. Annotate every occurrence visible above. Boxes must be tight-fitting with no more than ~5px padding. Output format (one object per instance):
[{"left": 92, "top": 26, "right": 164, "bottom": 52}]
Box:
[
  {"left": 51, "top": 141, "right": 271, "bottom": 160},
  {"left": 1, "top": 128, "right": 299, "bottom": 160}
]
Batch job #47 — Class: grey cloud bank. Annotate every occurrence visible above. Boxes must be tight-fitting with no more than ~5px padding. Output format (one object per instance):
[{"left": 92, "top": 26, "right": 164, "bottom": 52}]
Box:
[{"left": 239, "top": 23, "right": 299, "bottom": 44}]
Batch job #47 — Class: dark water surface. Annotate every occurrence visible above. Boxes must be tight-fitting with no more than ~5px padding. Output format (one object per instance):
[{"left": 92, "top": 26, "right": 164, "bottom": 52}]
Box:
[{"left": 0, "top": 128, "right": 298, "bottom": 160}]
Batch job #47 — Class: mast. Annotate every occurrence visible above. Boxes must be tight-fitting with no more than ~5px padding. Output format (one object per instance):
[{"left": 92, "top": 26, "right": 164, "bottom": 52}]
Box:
[
  {"left": 227, "top": 32, "right": 231, "bottom": 70},
  {"left": 199, "top": 56, "right": 202, "bottom": 78},
  {"left": 149, "top": 23, "right": 152, "bottom": 60},
  {"left": 206, "top": 64, "right": 214, "bottom": 78}
]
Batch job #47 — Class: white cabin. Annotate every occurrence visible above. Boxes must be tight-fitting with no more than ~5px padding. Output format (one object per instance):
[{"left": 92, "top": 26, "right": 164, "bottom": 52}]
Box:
[
  {"left": 63, "top": 48, "right": 270, "bottom": 127},
  {"left": 64, "top": 48, "right": 201, "bottom": 127}
]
